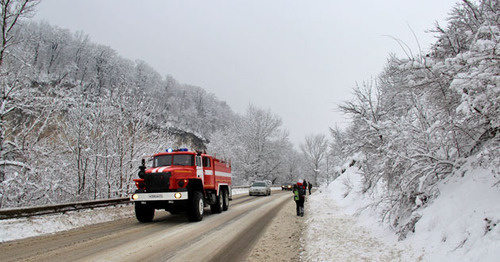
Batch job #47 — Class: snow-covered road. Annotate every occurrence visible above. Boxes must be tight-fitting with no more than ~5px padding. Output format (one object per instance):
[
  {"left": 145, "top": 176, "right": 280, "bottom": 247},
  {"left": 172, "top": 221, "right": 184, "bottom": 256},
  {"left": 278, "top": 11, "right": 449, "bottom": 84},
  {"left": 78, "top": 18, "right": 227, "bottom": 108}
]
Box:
[
  {"left": 5, "top": 181, "right": 496, "bottom": 261},
  {"left": 1, "top": 188, "right": 420, "bottom": 261},
  {"left": 0, "top": 192, "right": 290, "bottom": 261}
]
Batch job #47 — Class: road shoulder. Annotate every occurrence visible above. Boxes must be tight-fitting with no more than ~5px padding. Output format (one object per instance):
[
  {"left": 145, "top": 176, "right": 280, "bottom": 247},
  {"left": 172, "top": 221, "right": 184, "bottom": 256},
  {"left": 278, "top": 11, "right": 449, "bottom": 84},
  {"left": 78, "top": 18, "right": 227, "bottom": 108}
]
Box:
[{"left": 245, "top": 191, "right": 304, "bottom": 261}]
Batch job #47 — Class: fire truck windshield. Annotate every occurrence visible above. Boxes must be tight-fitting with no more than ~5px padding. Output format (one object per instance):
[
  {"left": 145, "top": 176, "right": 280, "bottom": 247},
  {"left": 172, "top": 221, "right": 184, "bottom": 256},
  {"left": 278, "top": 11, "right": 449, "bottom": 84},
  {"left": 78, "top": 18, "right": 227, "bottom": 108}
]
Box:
[{"left": 154, "top": 154, "right": 194, "bottom": 167}]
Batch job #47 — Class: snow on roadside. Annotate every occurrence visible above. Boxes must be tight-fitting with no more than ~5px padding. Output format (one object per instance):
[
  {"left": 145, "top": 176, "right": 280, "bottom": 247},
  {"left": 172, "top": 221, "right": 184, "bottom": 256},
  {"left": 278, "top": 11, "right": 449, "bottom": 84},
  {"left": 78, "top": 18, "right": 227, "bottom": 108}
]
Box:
[
  {"left": 303, "top": 187, "right": 418, "bottom": 261},
  {"left": 306, "top": 157, "right": 500, "bottom": 261},
  {"left": 0, "top": 188, "right": 252, "bottom": 243},
  {"left": 0, "top": 204, "right": 134, "bottom": 242},
  {"left": 409, "top": 161, "right": 500, "bottom": 261}
]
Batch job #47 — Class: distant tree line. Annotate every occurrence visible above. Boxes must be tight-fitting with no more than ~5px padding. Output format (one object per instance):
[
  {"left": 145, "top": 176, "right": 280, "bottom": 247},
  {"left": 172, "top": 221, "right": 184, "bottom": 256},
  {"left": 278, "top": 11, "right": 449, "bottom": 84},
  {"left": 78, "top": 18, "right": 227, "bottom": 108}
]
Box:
[{"left": 208, "top": 105, "right": 308, "bottom": 186}]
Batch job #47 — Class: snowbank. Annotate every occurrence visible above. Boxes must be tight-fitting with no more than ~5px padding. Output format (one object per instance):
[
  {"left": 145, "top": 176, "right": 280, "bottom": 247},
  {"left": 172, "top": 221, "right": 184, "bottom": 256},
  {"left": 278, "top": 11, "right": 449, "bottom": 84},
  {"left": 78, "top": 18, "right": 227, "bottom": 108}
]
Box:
[
  {"left": 0, "top": 205, "right": 134, "bottom": 242},
  {"left": 411, "top": 162, "right": 500, "bottom": 261},
  {"left": 303, "top": 187, "right": 418, "bottom": 261},
  {"left": 318, "top": 159, "right": 500, "bottom": 261}
]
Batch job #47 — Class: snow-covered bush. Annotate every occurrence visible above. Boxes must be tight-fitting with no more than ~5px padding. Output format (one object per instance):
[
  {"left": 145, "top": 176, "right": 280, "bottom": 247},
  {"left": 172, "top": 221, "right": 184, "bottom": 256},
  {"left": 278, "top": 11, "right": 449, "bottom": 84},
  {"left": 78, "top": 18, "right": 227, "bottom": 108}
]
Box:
[{"left": 333, "top": 0, "right": 499, "bottom": 239}]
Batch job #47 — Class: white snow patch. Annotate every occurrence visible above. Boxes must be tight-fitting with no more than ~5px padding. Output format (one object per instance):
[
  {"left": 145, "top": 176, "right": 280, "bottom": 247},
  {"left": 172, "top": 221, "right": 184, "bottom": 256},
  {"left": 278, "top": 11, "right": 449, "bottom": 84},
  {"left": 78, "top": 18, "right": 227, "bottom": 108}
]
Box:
[
  {"left": 409, "top": 163, "right": 500, "bottom": 261},
  {"left": 307, "top": 159, "right": 500, "bottom": 261},
  {"left": 0, "top": 204, "right": 134, "bottom": 242},
  {"left": 302, "top": 167, "right": 419, "bottom": 261}
]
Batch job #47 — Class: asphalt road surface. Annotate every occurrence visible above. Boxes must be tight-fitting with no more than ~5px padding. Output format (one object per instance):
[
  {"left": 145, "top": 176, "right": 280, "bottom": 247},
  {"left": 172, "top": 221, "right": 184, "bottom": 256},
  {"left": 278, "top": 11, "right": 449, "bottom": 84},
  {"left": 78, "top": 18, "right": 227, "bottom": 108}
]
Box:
[{"left": 0, "top": 191, "right": 290, "bottom": 262}]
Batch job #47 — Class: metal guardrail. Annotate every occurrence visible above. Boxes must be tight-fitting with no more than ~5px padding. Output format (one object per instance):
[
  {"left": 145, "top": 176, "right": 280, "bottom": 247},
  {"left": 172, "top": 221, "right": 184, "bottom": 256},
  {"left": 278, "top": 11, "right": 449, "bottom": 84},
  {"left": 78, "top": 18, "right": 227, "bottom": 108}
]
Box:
[
  {"left": 232, "top": 186, "right": 250, "bottom": 189},
  {"left": 0, "top": 197, "right": 131, "bottom": 220},
  {"left": 0, "top": 186, "right": 253, "bottom": 220}
]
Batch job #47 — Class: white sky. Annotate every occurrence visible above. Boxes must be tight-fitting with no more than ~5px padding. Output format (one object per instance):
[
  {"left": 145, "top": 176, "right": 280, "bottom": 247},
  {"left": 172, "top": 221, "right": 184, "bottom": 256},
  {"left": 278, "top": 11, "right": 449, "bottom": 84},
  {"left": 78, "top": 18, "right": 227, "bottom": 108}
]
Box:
[{"left": 33, "top": 0, "right": 458, "bottom": 147}]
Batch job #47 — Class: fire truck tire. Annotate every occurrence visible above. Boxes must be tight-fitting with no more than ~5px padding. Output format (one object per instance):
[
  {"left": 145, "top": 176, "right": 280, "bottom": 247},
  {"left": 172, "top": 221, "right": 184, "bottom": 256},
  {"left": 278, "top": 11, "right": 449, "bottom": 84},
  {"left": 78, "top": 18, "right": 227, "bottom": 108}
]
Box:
[
  {"left": 222, "top": 188, "right": 229, "bottom": 211},
  {"left": 188, "top": 191, "right": 204, "bottom": 222},
  {"left": 135, "top": 203, "right": 154, "bottom": 222},
  {"left": 210, "top": 191, "right": 223, "bottom": 214}
]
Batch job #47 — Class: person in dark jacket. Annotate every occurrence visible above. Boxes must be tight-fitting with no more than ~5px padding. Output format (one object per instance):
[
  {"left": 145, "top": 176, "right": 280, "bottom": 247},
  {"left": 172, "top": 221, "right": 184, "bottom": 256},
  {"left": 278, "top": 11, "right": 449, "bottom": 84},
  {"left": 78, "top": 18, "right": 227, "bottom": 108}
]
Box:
[
  {"left": 308, "top": 181, "right": 312, "bottom": 195},
  {"left": 293, "top": 179, "right": 306, "bottom": 216}
]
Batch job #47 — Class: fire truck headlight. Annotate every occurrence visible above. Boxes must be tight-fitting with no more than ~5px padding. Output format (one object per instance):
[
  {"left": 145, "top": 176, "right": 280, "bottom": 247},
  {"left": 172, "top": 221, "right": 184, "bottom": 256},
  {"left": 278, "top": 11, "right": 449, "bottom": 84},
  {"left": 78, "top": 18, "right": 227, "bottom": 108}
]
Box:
[
  {"left": 174, "top": 192, "right": 182, "bottom": 199},
  {"left": 132, "top": 194, "right": 139, "bottom": 200}
]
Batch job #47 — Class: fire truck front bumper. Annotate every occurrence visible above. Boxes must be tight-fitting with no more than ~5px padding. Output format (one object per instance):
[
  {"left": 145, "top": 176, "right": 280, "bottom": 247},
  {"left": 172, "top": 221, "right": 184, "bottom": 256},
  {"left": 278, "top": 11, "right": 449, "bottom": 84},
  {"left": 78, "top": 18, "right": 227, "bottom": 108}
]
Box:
[{"left": 130, "top": 191, "right": 189, "bottom": 201}]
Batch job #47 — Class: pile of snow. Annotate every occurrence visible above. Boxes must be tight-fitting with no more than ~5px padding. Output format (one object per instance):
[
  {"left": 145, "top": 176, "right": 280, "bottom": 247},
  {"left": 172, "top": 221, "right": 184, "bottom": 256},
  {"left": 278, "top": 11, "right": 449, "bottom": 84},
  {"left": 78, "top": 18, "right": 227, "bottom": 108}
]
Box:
[
  {"left": 308, "top": 157, "right": 500, "bottom": 261},
  {"left": 302, "top": 188, "right": 418, "bottom": 261},
  {"left": 302, "top": 168, "right": 418, "bottom": 261},
  {"left": 411, "top": 161, "right": 500, "bottom": 261},
  {"left": 232, "top": 187, "right": 249, "bottom": 195}
]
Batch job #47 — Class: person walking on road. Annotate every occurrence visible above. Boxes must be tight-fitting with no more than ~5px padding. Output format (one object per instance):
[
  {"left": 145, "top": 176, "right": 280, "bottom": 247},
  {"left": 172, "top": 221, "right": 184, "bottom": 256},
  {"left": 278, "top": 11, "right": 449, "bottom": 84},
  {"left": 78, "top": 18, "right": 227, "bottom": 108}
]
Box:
[
  {"left": 308, "top": 181, "right": 312, "bottom": 195},
  {"left": 293, "top": 179, "right": 306, "bottom": 216}
]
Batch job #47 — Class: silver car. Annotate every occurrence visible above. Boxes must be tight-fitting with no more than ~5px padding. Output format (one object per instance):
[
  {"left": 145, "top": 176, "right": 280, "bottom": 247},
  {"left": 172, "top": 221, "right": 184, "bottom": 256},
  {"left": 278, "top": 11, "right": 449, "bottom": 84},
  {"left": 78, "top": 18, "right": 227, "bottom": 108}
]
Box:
[{"left": 249, "top": 181, "right": 271, "bottom": 196}]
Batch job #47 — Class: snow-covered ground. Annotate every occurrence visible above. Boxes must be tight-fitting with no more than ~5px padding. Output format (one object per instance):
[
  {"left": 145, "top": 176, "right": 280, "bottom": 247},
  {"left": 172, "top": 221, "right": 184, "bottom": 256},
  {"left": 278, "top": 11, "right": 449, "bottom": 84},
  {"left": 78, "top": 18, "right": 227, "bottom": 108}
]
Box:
[
  {"left": 304, "top": 159, "right": 500, "bottom": 261},
  {"left": 0, "top": 204, "right": 134, "bottom": 242},
  {"left": 302, "top": 189, "right": 419, "bottom": 261},
  {"left": 0, "top": 187, "right": 251, "bottom": 242},
  {"left": 1, "top": 179, "right": 498, "bottom": 261}
]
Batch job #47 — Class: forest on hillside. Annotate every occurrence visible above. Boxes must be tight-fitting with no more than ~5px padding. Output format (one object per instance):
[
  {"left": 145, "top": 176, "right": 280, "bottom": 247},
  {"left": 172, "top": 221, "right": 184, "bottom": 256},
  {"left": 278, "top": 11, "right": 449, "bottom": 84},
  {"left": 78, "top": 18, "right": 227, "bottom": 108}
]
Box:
[
  {"left": 0, "top": 1, "right": 306, "bottom": 208},
  {"left": 0, "top": 18, "right": 234, "bottom": 207}
]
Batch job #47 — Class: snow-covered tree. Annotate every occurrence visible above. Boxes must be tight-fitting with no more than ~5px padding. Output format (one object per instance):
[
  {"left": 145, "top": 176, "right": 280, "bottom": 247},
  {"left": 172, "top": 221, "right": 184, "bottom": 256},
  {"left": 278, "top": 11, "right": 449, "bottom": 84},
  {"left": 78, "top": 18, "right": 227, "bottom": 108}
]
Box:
[
  {"left": 207, "top": 104, "right": 295, "bottom": 185},
  {"left": 300, "top": 134, "right": 328, "bottom": 185},
  {"left": 0, "top": 16, "right": 241, "bottom": 207},
  {"left": 236, "top": 105, "right": 289, "bottom": 183},
  {"left": 335, "top": 0, "right": 499, "bottom": 239},
  {"left": 0, "top": 0, "right": 39, "bottom": 208}
]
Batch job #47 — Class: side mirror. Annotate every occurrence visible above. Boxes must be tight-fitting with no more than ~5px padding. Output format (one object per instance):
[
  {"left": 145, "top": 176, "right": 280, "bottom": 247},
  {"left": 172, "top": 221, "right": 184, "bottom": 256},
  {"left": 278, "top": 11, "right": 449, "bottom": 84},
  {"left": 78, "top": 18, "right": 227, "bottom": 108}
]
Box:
[{"left": 138, "top": 159, "right": 146, "bottom": 178}]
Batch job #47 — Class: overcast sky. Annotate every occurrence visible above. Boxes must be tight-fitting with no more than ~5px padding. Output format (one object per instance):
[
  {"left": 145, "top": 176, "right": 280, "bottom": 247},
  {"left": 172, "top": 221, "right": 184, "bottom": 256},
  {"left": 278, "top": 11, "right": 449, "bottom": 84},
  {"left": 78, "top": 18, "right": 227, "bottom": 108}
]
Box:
[{"left": 33, "top": 0, "right": 458, "bottom": 147}]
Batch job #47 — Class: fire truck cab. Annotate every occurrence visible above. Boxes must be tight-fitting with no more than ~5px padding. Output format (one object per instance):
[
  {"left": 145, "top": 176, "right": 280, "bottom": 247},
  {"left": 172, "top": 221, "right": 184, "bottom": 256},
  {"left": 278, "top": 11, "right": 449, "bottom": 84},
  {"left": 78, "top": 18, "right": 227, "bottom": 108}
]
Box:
[{"left": 131, "top": 148, "right": 232, "bottom": 222}]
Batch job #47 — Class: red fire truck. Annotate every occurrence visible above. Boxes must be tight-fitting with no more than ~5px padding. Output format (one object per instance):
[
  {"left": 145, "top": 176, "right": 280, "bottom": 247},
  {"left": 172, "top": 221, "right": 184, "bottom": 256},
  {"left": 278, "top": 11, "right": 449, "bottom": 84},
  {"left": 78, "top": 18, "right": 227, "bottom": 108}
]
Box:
[{"left": 130, "top": 148, "right": 232, "bottom": 222}]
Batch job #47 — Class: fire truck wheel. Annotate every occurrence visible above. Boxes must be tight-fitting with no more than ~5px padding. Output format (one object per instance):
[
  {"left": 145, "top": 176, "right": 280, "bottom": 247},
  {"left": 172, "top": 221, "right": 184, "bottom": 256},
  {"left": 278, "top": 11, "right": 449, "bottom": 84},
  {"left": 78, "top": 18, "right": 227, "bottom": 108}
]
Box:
[
  {"left": 210, "top": 191, "right": 223, "bottom": 214},
  {"left": 222, "top": 188, "right": 229, "bottom": 211},
  {"left": 135, "top": 203, "right": 154, "bottom": 222},
  {"left": 188, "top": 191, "right": 204, "bottom": 222}
]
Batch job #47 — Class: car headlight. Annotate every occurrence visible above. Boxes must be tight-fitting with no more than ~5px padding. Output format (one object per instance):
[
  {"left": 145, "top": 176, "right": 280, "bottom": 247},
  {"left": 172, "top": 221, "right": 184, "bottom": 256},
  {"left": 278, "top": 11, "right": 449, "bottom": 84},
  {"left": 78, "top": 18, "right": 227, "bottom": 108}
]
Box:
[{"left": 174, "top": 192, "right": 182, "bottom": 199}]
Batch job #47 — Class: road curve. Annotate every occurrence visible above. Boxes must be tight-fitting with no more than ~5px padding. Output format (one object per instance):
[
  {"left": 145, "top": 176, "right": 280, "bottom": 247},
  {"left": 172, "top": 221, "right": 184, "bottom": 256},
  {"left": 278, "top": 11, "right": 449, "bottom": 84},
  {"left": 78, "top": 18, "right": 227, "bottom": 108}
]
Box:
[{"left": 0, "top": 191, "right": 290, "bottom": 262}]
